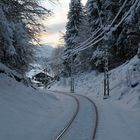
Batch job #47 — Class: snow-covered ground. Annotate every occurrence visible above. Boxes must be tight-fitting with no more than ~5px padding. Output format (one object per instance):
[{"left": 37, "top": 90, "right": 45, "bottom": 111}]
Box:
[
  {"left": 96, "top": 101, "right": 140, "bottom": 140},
  {"left": 0, "top": 56, "right": 140, "bottom": 140},
  {"left": 56, "top": 95, "right": 96, "bottom": 140},
  {"left": 50, "top": 56, "right": 140, "bottom": 140},
  {"left": 0, "top": 68, "right": 78, "bottom": 140}
]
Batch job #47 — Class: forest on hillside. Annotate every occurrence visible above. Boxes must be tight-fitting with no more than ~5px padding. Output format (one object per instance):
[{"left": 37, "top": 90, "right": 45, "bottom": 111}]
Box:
[
  {"left": 0, "top": 0, "right": 140, "bottom": 79},
  {"left": 0, "top": 0, "right": 53, "bottom": 74},
  {"left": 60, "top": 0, "right": 140, "bottom": 76}
]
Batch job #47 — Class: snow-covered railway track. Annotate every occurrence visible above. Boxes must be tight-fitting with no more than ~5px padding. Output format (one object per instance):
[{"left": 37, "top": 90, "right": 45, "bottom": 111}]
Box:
[
  {"left": 78, "top": 94, "right": 98, "bottom": 140},
  {"left": 49, "top": 91, "right": 98, "bottom": 140},
  {"left": 54, "top": 93, "right": 80, "bottom": 140}
]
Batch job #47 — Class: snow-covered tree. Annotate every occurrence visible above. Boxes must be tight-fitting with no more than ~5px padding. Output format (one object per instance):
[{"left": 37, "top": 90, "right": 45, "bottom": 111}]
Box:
[
  {"left": 111, "top": 0, "right": 140, "bottom": 64},
  {"left": 64, "top": 0, "right": 84, "bottom": 76},
  {"left": 0, "top": 0, "right": 53, "bottom": 74},
  {"left": 59, "top": 0, "right": 140, "bottom": 74},
  {"left": 0, "top": 4, "right": 15, "bottom": 60},
  {"left": 10, "top": 22, "right": 33, "bottom": 73},
  {"left": 65, "top": 0, "right": 83, "bottom": 49},
  {"left": 84, "top": 0, "right": 140, "bottom": 71},
  {"left": 86, "top": 0, "right": 101, "bottom": 33},
  {"left": 51, "top": 46, "right": 64, "bottom": 76}
]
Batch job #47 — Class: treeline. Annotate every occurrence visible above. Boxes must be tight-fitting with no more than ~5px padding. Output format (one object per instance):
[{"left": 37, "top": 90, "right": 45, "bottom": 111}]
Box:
[
  {"left": 63, "top": 0, "right": 140, "bottom": 75},
  {"left": 0, "top": 0, "right": 52, "bottom": 74}
]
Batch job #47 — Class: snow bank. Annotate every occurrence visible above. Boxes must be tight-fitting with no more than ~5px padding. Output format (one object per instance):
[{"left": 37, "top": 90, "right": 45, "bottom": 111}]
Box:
[
  {"left": 0, "top": 68, "right": 76, "bottom": 140},
  {"left": 50, "top": 56, "right": 140, "bottom": 140}
]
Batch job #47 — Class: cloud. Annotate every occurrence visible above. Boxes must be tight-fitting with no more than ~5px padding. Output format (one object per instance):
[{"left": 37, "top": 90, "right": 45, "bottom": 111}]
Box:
[
  {"left": 39, "top": 0, "right": 87, "bottom": 47},
  {"left": 38, "top": 31, "right": 62, "bottom": 47},
  {"left": 47, "top": 22, "right": 66, "bottom": 32}
]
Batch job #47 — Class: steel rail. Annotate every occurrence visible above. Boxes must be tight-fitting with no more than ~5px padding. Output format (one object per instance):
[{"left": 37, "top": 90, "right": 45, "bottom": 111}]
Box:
[{"left": 48, "top": 91, "right": 80, "bottom": 140}]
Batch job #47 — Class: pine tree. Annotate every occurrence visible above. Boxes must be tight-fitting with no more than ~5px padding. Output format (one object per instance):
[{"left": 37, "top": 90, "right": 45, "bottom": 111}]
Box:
[
  {"left": 62, "top": 0, "right": 140, "bottom": 74},
  {"left": 83, "top": 0, "right": 104, "bottom": 71},
  {"left": 86, "top": 0, "right": 103, "bottom": 33},
  {"left": 85, "top": 0, "right": 140, "bottom": 71},
  {"left": 65, "top": 0, "right": 83, "bottom": 48},
  {"left": 64, "top": 0, "right": 84, "bottom": 76},
  {"left": 111, "top": 0, "right": 140, "bottom": 66}
]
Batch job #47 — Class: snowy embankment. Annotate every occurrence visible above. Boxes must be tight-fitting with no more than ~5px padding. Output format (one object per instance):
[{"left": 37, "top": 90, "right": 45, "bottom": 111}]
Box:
[
  {"left": 50, "top": 56, "right": 140, "bottom": 140},
  {"left": 0, "top": 64, "right": 76, "bottom": 140},
  {"left": 51, "top": 56, "right": 140, "bottom": 109}
]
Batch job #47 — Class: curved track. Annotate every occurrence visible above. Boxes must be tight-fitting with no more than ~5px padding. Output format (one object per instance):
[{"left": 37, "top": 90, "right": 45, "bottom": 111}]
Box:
[
  {"left": 54, "top": 93, "right": 80, "bottom": 140},
  {"left": 49, "top": 91, "right": 98, "bottom": 140},
  {"left": 78, "top": 94, "right": 98, "bottom": 140}
]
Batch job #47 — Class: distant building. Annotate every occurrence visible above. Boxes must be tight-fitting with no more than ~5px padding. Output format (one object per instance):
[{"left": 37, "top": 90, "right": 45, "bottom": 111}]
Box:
[{"left": 32, "top": 72, "right": 54, "bottom": 86}]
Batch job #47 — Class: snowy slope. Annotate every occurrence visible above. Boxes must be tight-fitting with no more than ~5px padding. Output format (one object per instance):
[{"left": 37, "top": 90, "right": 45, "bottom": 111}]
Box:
[
  {"left": 0, "top": 69, "right": 77, "bottom": 140},
  {"left": 50, "top": 56, "right": 140, "bottom": 109},
  {"left": 49, "top": 56, "right": 140, "bottom": 140},
  {"left": 95, "top": 101, "right": 140, "bottom": 140}
]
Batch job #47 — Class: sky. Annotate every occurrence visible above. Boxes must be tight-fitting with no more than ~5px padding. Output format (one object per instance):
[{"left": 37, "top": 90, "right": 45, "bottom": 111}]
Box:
[{"left": 40, "top": 0, "right": 87, "bottom": 47}]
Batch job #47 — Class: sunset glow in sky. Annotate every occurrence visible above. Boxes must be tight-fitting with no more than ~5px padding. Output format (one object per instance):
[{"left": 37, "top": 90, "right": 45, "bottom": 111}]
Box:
[{"left": 40, "top": 0, "right": 87, "bottom": 47}]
